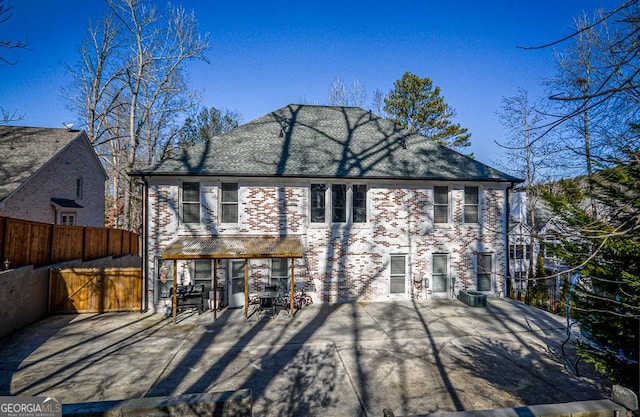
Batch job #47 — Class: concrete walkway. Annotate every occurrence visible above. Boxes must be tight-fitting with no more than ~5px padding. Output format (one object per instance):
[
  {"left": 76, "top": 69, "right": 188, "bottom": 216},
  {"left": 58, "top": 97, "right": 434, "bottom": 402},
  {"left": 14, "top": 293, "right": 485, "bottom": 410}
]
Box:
[{"left": 0, "top": 298, "right": 612, "bottom": 416}]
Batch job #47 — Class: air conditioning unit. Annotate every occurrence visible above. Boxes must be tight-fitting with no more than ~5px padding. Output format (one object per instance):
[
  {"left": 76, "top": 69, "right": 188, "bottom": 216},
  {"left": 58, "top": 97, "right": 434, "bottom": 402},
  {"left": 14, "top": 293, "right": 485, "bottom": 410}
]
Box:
[{"left": 459, "top": 290, "right": 487, "bottom": 307}]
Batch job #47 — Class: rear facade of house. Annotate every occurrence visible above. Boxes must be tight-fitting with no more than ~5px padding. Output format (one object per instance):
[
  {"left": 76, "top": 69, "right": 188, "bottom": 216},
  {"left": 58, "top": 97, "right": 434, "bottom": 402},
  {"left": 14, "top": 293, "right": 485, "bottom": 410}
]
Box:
[{"left": 133, "top": 105, "right": 521, "bottom": 311}]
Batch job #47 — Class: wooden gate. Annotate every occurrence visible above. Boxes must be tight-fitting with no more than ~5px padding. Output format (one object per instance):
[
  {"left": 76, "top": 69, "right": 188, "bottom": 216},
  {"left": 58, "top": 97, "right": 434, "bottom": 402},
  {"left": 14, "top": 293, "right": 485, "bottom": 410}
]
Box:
[{"left": 49, "top": 267, "right": 142, "bottom": 313}]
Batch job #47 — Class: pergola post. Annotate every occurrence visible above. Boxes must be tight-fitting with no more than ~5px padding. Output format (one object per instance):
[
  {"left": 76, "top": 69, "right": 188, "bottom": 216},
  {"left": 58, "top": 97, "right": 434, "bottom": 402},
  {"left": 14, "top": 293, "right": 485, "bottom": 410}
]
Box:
[
  {"left": 213, "top": 258, "right": 218, "bottom": 320},
  {"left": 290, "top": 257, "right": 295, "bottom": 317},
  {"left": 244, "top": 258, "right": 249, "bottom": 319},
  {"left": 172, "top": 259, "right": 177, "bottom": 324}
]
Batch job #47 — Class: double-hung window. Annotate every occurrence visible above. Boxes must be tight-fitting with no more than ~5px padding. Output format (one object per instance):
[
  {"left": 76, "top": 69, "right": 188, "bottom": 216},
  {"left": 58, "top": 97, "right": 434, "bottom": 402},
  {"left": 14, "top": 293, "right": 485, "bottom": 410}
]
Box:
[
  {"left": 182, "top": 182, "right": 200, "bottom": 224},
  {"left": 221, "top": 183, "right": 238, "bottom": 223},
  {"left": 271, "top": 259, "right": 290, "bottom": 291},
  {"left": 434, "top": 186, "right": 449, "bottom": 224},
  {"left": 464, "top": 186, "right": 479, "bottom": 223},
  {"left": 193, "top": 259, "right": 212, "bottom": 294}
]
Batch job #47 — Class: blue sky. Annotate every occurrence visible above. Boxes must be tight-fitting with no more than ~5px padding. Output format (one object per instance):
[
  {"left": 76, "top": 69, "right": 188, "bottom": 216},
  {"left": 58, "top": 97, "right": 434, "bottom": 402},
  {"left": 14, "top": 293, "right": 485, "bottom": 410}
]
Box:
[{"left": 0, "top": 0, "right": 618, "bottom": 168}]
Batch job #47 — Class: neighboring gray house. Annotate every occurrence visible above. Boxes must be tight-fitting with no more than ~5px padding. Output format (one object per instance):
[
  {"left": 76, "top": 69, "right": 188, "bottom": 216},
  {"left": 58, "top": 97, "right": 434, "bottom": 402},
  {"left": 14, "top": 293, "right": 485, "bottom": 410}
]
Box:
[
  {"left": 508, "top": 190, "right": 572, "bottom": 304},
  {"left": 0, "top": 126, "right": 107, "bottom": 227},
  {"left": 131, "top": 105, "right": 522, "bottom": 311}
]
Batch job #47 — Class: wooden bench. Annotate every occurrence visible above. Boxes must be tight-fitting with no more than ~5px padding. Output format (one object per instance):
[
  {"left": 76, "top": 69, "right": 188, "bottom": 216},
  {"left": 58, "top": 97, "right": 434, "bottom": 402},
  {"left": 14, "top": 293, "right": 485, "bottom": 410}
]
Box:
[{"left": 170, "top": 284, "right": 205, "bottom": 314}]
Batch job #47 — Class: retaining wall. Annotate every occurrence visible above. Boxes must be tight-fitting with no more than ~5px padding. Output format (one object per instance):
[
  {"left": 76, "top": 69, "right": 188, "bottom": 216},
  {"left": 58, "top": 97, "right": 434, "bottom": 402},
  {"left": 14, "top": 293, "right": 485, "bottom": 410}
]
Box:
[{"left": 0, "top": 255, "right": 141, "bottom": 340}]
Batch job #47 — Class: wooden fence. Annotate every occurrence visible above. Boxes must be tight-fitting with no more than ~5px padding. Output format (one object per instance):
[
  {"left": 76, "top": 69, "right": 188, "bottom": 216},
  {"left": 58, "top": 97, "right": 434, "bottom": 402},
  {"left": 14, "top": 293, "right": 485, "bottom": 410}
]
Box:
[{"left": 0, "top": 216, "right": 139, "bottom": 269}]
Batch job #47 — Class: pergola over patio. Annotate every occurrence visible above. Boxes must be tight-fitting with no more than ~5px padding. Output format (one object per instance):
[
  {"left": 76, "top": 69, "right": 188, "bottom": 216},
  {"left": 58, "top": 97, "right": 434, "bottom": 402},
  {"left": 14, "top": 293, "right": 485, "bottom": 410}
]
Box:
[{"left": 161, "top": 235, "right": 304, "bottom": 322}]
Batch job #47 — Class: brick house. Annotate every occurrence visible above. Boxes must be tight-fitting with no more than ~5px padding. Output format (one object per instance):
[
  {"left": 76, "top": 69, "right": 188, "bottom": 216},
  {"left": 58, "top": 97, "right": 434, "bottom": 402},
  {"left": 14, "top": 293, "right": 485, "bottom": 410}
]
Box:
[
  {"left": 131, "top": 105, "right": 522, "bottom": 312},
  {"left": 0, "top": 126, "right": 107, "bottom": 227}
]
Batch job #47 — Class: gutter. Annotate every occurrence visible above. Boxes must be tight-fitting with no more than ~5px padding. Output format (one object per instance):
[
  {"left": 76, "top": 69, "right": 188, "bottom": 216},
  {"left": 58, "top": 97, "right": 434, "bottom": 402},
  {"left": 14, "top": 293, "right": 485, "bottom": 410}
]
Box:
[
  {"left": 141, "top": 176, "right": 149, "bottom": 313},
  {"left": 505, "top": 181, "right": 515, "bottom": 298}
]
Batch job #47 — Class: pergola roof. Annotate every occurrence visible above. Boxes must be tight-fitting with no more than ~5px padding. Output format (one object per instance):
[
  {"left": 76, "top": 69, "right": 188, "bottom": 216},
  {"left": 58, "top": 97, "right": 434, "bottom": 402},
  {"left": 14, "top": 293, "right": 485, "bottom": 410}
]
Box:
[{"left": 161, "top": 235, "right": 304, "bottom": 260}]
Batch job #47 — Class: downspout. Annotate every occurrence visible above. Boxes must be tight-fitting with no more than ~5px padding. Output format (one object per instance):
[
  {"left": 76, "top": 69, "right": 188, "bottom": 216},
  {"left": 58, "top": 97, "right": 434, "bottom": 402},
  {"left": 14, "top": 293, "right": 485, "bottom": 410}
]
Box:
[
  {"left": 505, "top": 182, "right": 515, "bottom": 298},
  {"left": 141, "top": 176, "right": 149, "bottom": 313}
]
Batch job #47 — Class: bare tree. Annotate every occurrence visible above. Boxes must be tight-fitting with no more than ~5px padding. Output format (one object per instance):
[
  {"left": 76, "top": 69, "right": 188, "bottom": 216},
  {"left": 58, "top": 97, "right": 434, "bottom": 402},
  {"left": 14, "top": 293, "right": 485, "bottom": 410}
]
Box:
[
  {"left": 535, "top": 3, "right": 639, "bottom": 160},
  {"left": 0, "top": 0, "right": 27, "bottom": 124},
  {"left": 546, "top": 13, "right": 605, "bottom": 192},
  {"left": 371, "top": 88, "right": 384, "bottom": 115},
  {"left": 349, "top": 78, "right": 367, "bottom": 107},
  {"left": 496, "top": 88, "right": 554, "bottom": 296},
  {"left": 65, "top": 0, "right": 210, "bottom": 231},
  {"left": 0, "top": 0, "right": 27, "bottom": 65},
  {"left": 327, "top": 75, "right": 348, "bottom": 106},
  {"left": 521, "top": 1, "right": 640, "bottom": 390},
  {"left": 543, "top": 5, "right": 640, "bottom": 218}
]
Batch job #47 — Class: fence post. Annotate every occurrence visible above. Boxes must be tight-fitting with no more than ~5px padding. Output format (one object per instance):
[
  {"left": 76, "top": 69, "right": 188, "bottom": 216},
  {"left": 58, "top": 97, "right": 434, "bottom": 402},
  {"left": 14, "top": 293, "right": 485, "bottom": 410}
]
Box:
[
  {"left": 49, "top": 223, "right": 55, "bottom": 265},
  {"left": 0, "top": 217, "right": 6, "bottom": 266},
  {"left": 82, "top": 226, "right": 87, "bottom": 261},
  {"left": 107, "top": 228, "right": 112, "bottom": 257}
]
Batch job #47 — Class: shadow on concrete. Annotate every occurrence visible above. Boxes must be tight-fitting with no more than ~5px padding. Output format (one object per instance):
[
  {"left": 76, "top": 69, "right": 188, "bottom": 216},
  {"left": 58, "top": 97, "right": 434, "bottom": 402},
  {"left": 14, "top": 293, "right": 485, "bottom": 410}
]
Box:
[{"left": 0, "top": 299, "right": 612, "bottom": 416}]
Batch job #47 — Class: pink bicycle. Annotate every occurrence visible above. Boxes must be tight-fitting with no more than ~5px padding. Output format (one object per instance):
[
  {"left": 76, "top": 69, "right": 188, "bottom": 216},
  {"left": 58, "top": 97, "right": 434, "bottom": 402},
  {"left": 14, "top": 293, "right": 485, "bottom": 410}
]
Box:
[{"left": 281, "top": 290, "right": 313, "bottom": 309}]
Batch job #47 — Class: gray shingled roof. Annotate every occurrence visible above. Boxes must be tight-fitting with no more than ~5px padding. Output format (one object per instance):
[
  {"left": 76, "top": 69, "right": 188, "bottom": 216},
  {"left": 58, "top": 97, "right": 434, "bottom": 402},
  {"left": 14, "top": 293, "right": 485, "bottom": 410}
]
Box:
[
  {"left": 132, "top": 104, "right": 522, "bottom": 182},
  {"left": 0, "top": 126, "right": 86, "bottom": 201}
]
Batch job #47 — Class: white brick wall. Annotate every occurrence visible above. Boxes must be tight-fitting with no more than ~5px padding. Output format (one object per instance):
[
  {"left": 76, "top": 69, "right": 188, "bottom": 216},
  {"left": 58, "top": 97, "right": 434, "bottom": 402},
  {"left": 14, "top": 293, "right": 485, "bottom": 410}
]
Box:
[{"left": 145, "top": 178, "right": 508, "bottom": 308}]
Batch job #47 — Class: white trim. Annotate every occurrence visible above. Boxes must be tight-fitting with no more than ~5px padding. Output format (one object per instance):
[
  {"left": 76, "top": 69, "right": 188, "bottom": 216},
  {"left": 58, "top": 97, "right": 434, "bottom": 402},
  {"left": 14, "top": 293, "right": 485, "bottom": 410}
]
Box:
[
  {"left": 389, "top": 254, "right": 407, "bottom": 297},
  {"left": 180, "top": 181, "right": 201, "bottom": 225},
  {"left": 57, "top": 211, "right": 77, "bottom": 225},
  {"left": 430, "top": 253, "right": 450, "bottom": 297}
]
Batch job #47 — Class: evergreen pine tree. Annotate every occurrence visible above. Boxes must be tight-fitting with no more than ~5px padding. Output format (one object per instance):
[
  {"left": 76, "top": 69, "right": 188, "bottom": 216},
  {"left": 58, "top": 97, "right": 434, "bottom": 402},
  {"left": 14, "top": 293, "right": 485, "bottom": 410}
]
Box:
[{"left": 543, "top": 141, "right": 640, "bottom": 390}]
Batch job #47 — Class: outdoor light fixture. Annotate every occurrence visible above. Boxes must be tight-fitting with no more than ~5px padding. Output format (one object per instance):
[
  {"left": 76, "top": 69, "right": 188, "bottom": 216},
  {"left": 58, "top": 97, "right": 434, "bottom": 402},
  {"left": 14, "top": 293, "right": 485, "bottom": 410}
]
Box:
[{"left": 3, "top": 258, "right": 10, "bottom": 270}]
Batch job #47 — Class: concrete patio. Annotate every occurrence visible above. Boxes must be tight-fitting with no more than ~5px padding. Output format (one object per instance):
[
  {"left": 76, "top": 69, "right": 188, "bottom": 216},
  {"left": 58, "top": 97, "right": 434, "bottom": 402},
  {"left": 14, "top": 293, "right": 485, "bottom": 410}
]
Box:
[{"left": 0, "top": 298, "right": 614, "bottom": 416}]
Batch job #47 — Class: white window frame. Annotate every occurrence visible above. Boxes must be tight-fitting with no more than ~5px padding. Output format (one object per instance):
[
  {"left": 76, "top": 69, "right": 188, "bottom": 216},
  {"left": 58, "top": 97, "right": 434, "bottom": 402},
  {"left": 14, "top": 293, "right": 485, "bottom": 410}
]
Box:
[
  {"left": 431, "top": 253, "right": 449, "bottom": 295},
  {"left": 311, "top": 182, "right": 368, "bottom": 225},
  {"left": 352, "top": 184, "right": 367, "bottom": 223},
  {"left": 331, "top": 184, "right": 347, "bottom": 223},
  {"left": 477, "top": 253, "right": 493, "bottom": 292},
  {"left": 463, "top": 186, "right": 479, "bottom": 224},
  {"left": 514, "top": 244, "right": 527, "bottom": 260},
  {"left": 433, "top": 186, "right": 449, "bottom": 225},
  {"left": 181, "top": 181, "right": 201, "bottom": 224},
  {"left": 220, "top": 183, "right": 239, "bottom": 224},
  {"left": 389, "top": 254, "right": 407, "bottom": 295},
  {"left": 58, "top": 211, "right": 76, "bottom": 226},
  {"left": 192, "top": 259, "right": 212, "bottom": 294},
  {"left": 310, "top": 184, "right": 327, "bottom": 223},
  {"left": 76, "top": 177, "right": 83, "bottom": 199},
  {"left": 270, "top": 258, "right": 290, "bottom": 291}
]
